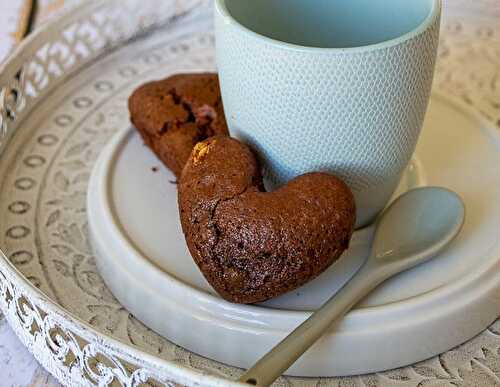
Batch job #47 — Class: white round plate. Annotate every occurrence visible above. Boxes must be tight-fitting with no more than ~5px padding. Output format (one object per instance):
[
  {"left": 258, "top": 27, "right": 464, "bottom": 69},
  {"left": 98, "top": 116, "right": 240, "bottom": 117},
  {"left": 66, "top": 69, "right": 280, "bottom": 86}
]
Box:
[{"left": 88, "top": 93, "right": 500, "bottom": 377}]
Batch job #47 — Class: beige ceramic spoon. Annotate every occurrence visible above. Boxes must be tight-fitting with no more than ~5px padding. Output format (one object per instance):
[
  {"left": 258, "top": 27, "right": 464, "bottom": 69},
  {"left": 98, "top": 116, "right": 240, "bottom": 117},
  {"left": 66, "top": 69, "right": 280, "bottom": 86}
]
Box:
[{"left": 240, "top": 187, "right": 465, "bottom": 387}]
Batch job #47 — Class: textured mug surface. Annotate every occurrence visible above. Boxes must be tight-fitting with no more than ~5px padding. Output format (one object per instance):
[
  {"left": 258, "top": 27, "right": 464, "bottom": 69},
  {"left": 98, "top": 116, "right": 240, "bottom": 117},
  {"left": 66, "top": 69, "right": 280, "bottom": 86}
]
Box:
[{"left": 215, "top": 0, "right": 441, "bottom": 227}]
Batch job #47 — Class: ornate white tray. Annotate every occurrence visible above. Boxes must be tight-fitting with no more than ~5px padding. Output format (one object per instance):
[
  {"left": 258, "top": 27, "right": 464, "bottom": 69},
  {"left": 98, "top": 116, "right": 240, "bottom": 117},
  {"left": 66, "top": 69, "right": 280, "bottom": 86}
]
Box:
[{"left": 1, "top": 1, "right": 500, "bottom": 386}]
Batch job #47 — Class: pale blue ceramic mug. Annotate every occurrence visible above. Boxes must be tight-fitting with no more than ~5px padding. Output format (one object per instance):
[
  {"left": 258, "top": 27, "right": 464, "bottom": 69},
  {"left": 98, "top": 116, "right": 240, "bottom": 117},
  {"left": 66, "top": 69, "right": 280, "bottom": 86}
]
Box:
[{"left": 215, "top": 0, "right": 441, "bottom": 228}]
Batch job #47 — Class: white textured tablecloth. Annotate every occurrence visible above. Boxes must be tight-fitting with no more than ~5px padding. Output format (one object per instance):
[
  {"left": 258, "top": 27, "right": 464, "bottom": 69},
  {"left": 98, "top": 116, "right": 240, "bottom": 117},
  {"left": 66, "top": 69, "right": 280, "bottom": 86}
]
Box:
[{"left": 0, "top": 1, "right": 500, "bottom": 386}]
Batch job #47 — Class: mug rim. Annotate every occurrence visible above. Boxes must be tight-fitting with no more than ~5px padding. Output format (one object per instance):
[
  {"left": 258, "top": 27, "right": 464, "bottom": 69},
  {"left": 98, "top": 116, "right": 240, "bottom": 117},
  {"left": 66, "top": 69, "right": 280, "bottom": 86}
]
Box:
[{"left": 215, "top": 0, "right": 442, "bottom": 53}]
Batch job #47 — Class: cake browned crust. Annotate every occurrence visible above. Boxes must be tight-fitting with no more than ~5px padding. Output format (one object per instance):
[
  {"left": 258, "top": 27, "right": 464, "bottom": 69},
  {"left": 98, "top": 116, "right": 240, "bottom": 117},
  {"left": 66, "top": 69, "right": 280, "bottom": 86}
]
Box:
[
  {"left": 129, "top": 73, "right": 228, "bottom": 178},
  {"left": 178, "top": 136, "right": 356, "bottom": 304}
]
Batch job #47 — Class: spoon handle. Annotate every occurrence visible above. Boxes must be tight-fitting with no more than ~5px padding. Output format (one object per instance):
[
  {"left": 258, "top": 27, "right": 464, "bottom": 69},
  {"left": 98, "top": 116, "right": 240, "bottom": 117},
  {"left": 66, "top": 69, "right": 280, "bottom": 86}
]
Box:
[{"left": 239, "top": 263, "right": 382, "bottom": 387}]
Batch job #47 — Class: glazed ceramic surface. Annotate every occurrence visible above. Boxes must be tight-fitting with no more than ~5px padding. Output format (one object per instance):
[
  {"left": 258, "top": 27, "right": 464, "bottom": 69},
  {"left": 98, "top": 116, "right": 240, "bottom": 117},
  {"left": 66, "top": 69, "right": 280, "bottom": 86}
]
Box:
[
  {"left": 220, "top": 0, "right": 434, "bottom": 48},
  {"left": 215, "top": 0, "right": 441, "bottom": 227}
]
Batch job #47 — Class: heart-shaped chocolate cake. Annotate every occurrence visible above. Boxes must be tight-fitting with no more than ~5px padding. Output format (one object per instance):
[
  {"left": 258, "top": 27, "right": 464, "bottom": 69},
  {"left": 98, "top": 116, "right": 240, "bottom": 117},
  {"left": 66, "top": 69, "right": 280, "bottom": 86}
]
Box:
[{"left": 178, "top": 136, "right": 356, "bottom": 304}]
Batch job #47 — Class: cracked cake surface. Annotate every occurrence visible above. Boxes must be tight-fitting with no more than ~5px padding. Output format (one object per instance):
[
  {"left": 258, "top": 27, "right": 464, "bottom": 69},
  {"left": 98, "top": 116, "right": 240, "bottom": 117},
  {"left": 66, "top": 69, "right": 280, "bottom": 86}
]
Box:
[
  {"left": 128, "top": 73, "right": 228, "bottom": 177},
  {"left": 178, "top": 136, "right": 356, "bottom": 304}
]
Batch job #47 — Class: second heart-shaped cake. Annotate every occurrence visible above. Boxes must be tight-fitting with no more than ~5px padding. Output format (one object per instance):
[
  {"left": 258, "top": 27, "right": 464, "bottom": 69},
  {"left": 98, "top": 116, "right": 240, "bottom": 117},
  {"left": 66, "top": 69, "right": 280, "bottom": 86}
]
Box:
[{"left": 178, "top": 136, "right": 356, "bottom": 304}]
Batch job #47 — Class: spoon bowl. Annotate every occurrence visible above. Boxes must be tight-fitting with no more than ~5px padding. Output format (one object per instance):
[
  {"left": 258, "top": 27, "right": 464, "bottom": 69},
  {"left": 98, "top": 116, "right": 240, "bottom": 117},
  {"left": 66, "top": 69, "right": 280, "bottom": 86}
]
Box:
[
  {"left": 240, "top": 187, "right": 465, "bottom": 387},
  {"left": 372, "top": 187, "right": 465, "bottom": 270}
]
